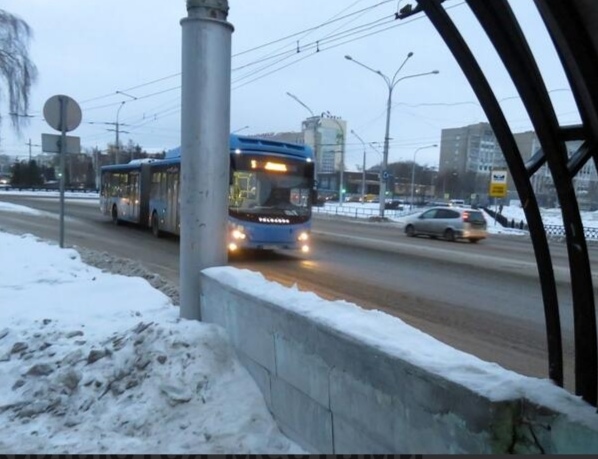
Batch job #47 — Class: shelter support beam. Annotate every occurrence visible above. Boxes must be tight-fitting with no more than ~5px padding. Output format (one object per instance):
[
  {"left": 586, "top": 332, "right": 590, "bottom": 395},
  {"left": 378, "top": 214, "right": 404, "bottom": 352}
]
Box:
[{"left": 416, "top": 0, "right": 565, "bottom": 391}]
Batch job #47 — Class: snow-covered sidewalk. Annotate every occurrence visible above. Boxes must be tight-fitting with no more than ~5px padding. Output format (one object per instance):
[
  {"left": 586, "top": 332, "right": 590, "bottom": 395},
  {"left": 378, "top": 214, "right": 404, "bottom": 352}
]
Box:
[{"left": 0, "top": 231, "right": 303, "bottom": 454}]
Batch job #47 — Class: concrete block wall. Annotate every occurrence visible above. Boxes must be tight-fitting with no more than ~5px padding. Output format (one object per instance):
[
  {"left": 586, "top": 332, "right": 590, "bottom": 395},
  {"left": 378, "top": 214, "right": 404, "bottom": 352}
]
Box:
[{"left": 200, "top": 270, "right": 598, "bottom": 454}]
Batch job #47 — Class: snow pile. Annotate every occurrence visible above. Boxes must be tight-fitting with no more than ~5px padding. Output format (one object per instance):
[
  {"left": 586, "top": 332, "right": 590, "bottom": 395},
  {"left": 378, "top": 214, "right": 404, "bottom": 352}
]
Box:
[{"left": 0, "top": 232, "right": 303, "bottom": 454}]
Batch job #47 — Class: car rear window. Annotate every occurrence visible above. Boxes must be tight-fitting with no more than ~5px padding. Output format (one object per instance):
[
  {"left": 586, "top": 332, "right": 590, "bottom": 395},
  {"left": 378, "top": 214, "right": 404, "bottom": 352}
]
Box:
[{"left": 462, "top": 210, "right": 485, "bottom": 223}]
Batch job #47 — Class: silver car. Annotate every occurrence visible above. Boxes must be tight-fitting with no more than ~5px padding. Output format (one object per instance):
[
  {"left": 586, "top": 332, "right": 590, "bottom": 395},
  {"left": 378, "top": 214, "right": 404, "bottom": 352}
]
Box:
[{"left": 404, "top": 207, "right": 487, "bottom": 243}]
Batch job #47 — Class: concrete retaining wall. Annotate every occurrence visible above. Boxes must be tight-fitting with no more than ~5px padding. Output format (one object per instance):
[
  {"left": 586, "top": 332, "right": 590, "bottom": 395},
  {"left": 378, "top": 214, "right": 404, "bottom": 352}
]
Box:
[{"left": 200, "top": 268, "right": 598, "bottom": 454}]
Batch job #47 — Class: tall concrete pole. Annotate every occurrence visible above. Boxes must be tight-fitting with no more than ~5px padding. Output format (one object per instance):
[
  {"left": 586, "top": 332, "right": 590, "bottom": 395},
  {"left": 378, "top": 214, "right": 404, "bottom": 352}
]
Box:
[
  {"left": 115, "top": 102, "right": 123, "bottom": 156},
  {"left": 180, "top": 0, "right": 233, "bottom": 320},
  {"left": 380, "top": 91, "right": 392, "bottom": 217},
  {"left": 328, "top": 116, "right": 346, "bottom": 206},
  {"left": 351, "top": 129, "right": 367, "bottom": 203}
]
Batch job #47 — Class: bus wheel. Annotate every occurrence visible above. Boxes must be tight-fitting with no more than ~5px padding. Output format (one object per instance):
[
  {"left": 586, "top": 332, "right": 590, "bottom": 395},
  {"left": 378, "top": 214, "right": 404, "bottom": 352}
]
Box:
[
  {"left": 111, "top": 205, "right": 120, "bottom": 225},
  {"left": 151, "top": 212, "right": 161, "bottom": 238}
]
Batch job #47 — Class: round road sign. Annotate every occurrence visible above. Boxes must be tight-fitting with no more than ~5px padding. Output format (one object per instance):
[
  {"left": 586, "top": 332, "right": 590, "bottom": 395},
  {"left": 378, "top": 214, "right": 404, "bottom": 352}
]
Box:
[{"left": 43, "top": 94, "right": 82, "bottom": 132}]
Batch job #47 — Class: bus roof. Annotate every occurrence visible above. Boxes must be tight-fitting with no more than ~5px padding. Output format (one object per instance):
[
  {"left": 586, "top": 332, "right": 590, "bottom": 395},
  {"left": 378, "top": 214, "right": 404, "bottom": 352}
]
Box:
[
  {"left": 101, "top": 162, "right": 144, "bottom": 172},
  {"left": 230, "top": 135, "right": 313, "bottom": 159},
  {"left": 164, "top": 134, "right": 314, "bottom": 161}
]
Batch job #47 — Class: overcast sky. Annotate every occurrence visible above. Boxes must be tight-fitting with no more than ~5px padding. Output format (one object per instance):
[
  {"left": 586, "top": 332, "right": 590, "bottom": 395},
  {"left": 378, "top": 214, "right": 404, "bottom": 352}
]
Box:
[{"left": 0, "top": 0, "right": 580, "bottom": 171}]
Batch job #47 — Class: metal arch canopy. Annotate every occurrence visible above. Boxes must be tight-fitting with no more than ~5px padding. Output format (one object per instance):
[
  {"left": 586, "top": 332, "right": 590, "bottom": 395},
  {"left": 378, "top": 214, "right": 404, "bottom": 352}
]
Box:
[{"left": 406, "top": 0, "right": 598, "bottom": 406}]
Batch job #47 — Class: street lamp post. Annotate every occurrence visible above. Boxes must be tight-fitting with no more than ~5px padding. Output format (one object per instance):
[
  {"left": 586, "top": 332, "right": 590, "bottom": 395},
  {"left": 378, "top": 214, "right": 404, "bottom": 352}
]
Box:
[
  {"left": 345, "top": 53, "right": 439, "bottom": 218},
  {"left": 25, "top": 138, "right": 41, "bottom": 163},
  {"left": 351, "top": 129, "right": 367, "bottom": 203},
  {"left": 113, "top": 91, "right": 137, "bottom": 162},
  {"left": 326, "top": 112, "right": 346, "bottom": 206},
  {"left": 410, "top": 144, "right": 437, "bottom": 210},
  {"left": 286, "top": 92, "right": 319, "bottom": 186},
  {"left": 115, "top": 102, "right": 125, "bottom": 157}
]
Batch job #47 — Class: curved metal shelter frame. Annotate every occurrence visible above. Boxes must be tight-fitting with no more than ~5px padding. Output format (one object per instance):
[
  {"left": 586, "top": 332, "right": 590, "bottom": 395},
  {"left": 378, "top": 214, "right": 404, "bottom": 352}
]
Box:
[{"left": 398, "top": 0, "right": 598, "bottom": 406}]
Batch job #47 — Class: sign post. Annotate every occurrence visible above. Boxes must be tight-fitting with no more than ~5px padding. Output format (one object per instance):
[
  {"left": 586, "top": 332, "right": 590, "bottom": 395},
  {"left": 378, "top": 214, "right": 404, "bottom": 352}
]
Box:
[
  {"left": 43, "top": 95, "right": 81, "bottom": 248},
  {"left": 489, "top": 169, "right": 508, "bottom": 226}
]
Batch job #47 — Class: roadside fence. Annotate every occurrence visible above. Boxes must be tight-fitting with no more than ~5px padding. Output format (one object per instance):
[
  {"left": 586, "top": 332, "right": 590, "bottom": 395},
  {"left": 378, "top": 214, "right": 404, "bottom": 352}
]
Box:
[{"left": 312, "top": 204, "right": 414, "bottom": 220}]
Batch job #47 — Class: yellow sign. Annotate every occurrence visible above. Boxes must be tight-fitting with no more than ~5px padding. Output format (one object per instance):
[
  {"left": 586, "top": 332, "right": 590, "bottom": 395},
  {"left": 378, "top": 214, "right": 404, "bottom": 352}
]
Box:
[
  {"left": 489, "top": 183, "right": 507, "bottom": 197},
  {"left": 489, "top": 169, "right": 508, "bottom": 198}
]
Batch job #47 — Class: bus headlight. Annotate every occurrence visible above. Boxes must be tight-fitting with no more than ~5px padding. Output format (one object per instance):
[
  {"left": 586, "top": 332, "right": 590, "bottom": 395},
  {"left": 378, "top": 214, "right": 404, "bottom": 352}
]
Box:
[
  {"left": 301, "top": 245, "right": 310, "bottom": 253},
  {"left": 232, "top": 229, "right": 246, "bottom": 240},
  {"left": 228, "top": 242, "right": 238, "bottom": 252},
  {"left": 297, "top": 232, "right": 309, "bottom": 242}
]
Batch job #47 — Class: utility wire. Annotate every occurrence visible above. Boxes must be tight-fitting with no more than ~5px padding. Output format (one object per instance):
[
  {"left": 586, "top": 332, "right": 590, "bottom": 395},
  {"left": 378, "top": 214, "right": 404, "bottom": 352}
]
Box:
[
  {"left": 235, "top": 0, "right": 373, "bottom": 77},
  {"left": 233, "top": 0, "right": 395, "bottom": 58},
  {"left": 74, "top": 1, "right": 394, "bottom": 107},
  {"left": 232, "top": 0, "right": 465, "bottom": 91},
  {"left": 233, "top": 16, "right": 398, "bottom": 87},
  {"left": 232, "top": 15, "right": 393, "bottom": 75}
]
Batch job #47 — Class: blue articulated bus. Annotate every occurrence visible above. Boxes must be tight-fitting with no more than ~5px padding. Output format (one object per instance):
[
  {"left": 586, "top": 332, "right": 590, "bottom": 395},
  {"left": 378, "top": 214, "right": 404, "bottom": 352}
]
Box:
[{"left": 100, "top": 134, "right": 315, "bottom": 253}]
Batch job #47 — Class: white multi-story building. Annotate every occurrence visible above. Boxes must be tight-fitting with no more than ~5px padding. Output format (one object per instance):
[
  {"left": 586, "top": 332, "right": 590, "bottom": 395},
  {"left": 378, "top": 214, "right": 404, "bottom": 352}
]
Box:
[
  {"left": 254, "top": 116, "right": 347, "bottom": 192},
  {"left": 301, "top": 115, "right": 346, "bottom": 175}
]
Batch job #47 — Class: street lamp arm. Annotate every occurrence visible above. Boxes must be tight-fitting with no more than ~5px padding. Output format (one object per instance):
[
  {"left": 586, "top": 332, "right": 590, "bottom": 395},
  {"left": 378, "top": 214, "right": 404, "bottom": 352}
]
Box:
[
  {"left": 392, "top": 70, "right": 440, "bottom": 89},
  {"left": 345, "top": 55, "right": 390, "bottom": 87},
  {"left": 232, "top": 125, "right": 249, "bottom": 134},
  {"left": 390, "top": 51, "right": 414, "bottom": 86},
  {"left": 350, "top": 129, "right": 366, "bottom": 147},
  {"left": 286, "top": 92, "right": 315, "bottom": 117},
  {"left": 116, "top": 101, "right": 126, "bottom": 122}
]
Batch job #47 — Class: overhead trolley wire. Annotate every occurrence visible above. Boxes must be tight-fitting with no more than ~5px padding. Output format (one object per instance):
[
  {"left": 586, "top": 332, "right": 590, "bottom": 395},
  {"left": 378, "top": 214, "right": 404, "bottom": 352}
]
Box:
[
  {"left": 81, "top": 1, "right": 466, "bottom": 134},
  {"left": 232, "top": 0, "right": 395, "bottom": 58}
]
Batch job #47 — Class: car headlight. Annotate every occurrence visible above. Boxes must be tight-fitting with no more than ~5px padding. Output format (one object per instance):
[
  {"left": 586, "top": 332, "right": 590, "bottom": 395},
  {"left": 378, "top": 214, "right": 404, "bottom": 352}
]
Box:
[
  {"left": 297, "top": 232, "right": 309, "bottom": 242},
  {"left": 232, "top": 229, "right": 246, "bottom": 240}
]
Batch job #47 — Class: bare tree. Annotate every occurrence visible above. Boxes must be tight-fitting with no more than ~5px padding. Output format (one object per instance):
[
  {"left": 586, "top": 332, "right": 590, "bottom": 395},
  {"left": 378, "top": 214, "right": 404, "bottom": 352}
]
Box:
[{"left": 0, "top": 9, "right": 37, "bottom": 134}]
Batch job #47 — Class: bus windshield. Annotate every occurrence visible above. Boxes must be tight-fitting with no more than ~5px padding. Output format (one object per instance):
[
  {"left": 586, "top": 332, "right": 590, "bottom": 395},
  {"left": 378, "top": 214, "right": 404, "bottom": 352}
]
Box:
[{"left": 229, "top": 153, "right": 312, "bottom": 218}]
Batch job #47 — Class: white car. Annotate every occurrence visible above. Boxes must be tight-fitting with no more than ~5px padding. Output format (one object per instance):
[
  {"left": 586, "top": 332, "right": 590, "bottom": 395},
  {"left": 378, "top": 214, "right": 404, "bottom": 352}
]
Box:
[{"left": 404, "top": 206, "right": 487, "bottom": 243}]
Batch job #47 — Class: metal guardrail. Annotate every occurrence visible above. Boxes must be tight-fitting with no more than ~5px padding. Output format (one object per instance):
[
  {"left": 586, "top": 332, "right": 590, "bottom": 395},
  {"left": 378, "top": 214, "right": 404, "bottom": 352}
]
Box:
[
  {"left": 312, "top": 204, "right": 415, "bottom": 220},
  {"left": 0, "top": 186, "right": 98, "bottom": 193},
  {"left": 544, "top": 224, "right": 598, "bottom": 240}
]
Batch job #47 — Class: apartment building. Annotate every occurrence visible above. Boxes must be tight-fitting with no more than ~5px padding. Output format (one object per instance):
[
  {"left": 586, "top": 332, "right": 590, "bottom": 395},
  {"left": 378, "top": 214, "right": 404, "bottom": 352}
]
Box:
[{"left": 439, "top": 123, "right": 597, "bottom": 208}]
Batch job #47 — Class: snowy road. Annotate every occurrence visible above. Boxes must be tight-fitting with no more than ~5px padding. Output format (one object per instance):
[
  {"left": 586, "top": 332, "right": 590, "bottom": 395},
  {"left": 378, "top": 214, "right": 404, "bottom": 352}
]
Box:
[{"left": 2, "top": 194, "right": 597, "bottom": 392}]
